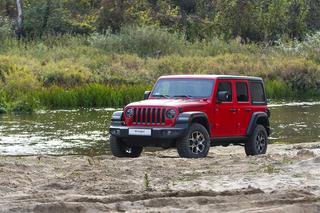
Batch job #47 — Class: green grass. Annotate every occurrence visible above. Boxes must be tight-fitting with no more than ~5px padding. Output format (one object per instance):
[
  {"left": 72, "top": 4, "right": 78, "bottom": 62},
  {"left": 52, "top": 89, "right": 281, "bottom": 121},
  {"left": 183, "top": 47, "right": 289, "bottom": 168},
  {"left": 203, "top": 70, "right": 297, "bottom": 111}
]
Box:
[
  {"left": 0, "top": 27, "right": 320, "bottom": 113},
  {"left": 144, "top": 173, "right": 151, "bottom": 191},
  {"left": 0, "top": 84, "right": 150, "bottom": 112},
  {"left": 265, "top": 80, "right": 294, "bottom": 99},
  {"left": 1, "top": 80, "right": 319, "bottom": 113},
  {"left": 37, "top": 84, "right": 149, "bottom": 109}
]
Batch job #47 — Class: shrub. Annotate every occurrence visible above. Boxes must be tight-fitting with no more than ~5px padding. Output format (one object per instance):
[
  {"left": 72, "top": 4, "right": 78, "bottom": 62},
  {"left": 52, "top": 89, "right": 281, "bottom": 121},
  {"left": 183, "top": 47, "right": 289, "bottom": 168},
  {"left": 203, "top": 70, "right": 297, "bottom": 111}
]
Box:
[
  {"left": 265, "top": 80, "right": 294, "bottom": 99},
  {"left": 300, "top": 32, "right": 320, "bottom": 63},
  {"left": 0, "top": 16, "right": 14, "bottom": 40},
  {"left": 275, "top": 32, "right": 320, "bottom": 63},
  {"left": 268, "top": 57, "right": 320, "bottom": 92},
  {"left": 43, "top": 65, "right": 93, "bottom": 88},
  {"left": 10, "top": 99, "right": 34, "bottom": 114},
  {"left": 88, "top": 25, "right": 185, "bottom": 57},
  {"left": 3, "top": 66, "right": 41, "bottom": 97},
  {"left": 0, "top": 57, "right": 11, "bottom": 82},
  {"left": 0, "top": 89, "right": 7, "bottom": 114},
  {"left": 0, "top": 108, "right": 6, "bottom": 114},
  {"left": 187, "top": 37, "right": 261, "bottom": 57}
]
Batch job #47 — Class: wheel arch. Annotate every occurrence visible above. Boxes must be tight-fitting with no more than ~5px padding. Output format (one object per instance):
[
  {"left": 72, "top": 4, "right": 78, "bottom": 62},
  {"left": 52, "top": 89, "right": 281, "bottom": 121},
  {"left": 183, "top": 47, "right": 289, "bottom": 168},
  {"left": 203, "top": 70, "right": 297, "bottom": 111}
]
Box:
[
  {"left": 111, "top": 111, "right": 123, "bottom": 121},
  {"left": 246, "top": 112, "right": 270, "bottom": 137},
  {"left": 176, "top": 111, "right": 210, "bottom": 136}
]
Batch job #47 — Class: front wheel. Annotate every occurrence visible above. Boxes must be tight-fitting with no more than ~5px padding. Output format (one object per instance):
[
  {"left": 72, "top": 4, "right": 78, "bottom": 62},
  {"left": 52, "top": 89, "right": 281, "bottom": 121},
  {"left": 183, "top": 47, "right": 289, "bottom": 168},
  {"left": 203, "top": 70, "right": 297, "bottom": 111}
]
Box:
[
  {"left": 245, "top": 124, "right": 268, "bottom": 156},
  {"left": 109, "top": 135, "right": 143, "bottom": 158},
  {"left": 177, "top": 123, "right": 210, "bottom": 158}
]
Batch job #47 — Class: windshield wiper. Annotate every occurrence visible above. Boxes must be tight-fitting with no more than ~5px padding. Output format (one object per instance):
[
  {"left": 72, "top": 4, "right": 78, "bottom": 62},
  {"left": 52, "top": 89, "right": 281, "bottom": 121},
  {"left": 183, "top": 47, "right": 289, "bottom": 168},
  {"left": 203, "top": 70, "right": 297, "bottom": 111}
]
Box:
[
  {"left": 173, "top": 95, "right": 193, "bottom": 98},
  {"left": 152, "top": 94, "right": 170, "bottom": 98}
]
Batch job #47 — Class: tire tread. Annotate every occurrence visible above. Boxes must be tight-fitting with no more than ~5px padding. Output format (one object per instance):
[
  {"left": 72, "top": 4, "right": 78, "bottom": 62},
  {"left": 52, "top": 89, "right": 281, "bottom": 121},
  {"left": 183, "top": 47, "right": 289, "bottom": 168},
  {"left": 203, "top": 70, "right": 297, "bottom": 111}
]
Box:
[
  {"left": 245, "top": 124, "right": 268, "bottom": 156},
  {"left": 177, "top": 123, "right": 210, "bottom": 158},
  {"left": 110, "top": 135, "right": 143, "bottom": 158}
]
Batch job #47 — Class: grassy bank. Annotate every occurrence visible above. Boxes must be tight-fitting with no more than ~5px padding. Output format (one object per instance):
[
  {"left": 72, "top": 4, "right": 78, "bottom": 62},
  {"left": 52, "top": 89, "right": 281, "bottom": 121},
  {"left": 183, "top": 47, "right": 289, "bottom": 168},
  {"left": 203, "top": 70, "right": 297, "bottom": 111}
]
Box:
[
  {"left": 1, "top": 27, "right": 320, "bottom": 113},
  {"left": 0, "top": 81, "right": 319, "bottom": 114},
  {"left": 0, "top": 84, "right": 150, "bottom": 113}
]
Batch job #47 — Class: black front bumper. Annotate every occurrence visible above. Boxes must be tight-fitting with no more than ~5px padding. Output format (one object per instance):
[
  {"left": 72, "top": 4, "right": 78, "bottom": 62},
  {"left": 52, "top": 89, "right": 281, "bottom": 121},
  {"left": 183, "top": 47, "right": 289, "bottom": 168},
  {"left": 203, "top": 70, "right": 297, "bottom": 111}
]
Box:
[{"left": 109, "top": 124, "right": 188, "bottom": 139}]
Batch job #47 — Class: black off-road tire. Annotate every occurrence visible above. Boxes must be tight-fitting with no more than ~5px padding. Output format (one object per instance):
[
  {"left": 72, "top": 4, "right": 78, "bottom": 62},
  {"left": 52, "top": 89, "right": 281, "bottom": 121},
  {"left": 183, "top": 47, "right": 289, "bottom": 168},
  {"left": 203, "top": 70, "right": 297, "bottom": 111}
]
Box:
[
  {"left": 245, "top": 124, "right": 268, "bottom": 156},
  {"left": 177, "top": 123, "right": 210, "bottom": 158},
  {"left": 110, "top": 135, "right": 143, "bottom": 158}
]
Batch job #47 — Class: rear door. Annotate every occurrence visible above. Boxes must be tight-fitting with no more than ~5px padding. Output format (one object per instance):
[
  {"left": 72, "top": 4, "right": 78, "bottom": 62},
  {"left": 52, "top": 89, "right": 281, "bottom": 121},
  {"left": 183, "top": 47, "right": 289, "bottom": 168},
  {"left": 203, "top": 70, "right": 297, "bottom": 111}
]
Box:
[
  {"left": 249, "top": 80, "right": 268, "bottom": 115},
  {"left": 234, "top": 80, "right": 252, "bottom": 135},
  {"left": 212, "top": 80, "right": 237, "bottom": 137}
]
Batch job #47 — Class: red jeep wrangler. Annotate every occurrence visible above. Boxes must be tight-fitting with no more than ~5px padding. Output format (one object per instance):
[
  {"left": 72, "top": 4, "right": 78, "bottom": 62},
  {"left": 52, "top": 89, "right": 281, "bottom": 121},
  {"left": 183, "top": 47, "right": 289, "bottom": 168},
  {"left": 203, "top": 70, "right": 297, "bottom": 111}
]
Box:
[{"left": 109, "top": 75, "right": 270, "bottom": 158}]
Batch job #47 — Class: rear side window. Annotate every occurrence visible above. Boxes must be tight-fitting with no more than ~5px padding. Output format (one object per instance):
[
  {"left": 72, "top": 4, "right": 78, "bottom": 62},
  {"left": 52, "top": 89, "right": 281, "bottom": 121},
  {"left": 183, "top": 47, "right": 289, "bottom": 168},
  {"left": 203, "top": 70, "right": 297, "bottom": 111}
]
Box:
[
  {"left": 236, "top": 82, "right": 249, "bottom": 102},
  {"left": 217, "top": 81, "right": 232, "bottom": 102},
  {"left": 249, "top": 82, "right": 266, "bottom": 104}
]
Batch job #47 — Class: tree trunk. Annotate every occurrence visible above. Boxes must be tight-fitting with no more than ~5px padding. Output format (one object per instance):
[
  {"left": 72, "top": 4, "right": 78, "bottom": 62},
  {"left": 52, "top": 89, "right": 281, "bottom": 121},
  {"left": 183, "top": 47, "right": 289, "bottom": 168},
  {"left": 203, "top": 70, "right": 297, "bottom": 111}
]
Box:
[
  {"left": 40, "top": 0, "right": 51, "bottom": 38},
  {"left": 180, "top": 8, "right": 188, "bottom": 41},
  {"left": 16, "top": 0, "right": 25, "bottom": 38},
  {"left": 5, "top": 0, "right": 11, "bottom": 16}
]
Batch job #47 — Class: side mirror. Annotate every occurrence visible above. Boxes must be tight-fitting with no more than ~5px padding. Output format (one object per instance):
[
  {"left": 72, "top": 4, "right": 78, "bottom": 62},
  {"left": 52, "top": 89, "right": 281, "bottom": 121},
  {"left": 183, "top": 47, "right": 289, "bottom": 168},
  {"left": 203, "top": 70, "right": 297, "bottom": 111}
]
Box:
[
  {"left": 217, "top": 91, "right": 230, "bottom": 103},
  {"left": 144, "top": 91, "right": 151, "bottom": 100}
]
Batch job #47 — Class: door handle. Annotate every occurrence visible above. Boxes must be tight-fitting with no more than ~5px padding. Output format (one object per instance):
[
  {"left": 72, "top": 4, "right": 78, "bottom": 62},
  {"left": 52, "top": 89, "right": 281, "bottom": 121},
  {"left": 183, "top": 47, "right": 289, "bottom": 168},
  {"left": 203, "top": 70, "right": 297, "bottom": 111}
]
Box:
[
  {"left": 229, "top": 108, "right": 237, "bottom": 112},
  {"left": 245, "top": 108, "right": 252, "bottom": 112}
]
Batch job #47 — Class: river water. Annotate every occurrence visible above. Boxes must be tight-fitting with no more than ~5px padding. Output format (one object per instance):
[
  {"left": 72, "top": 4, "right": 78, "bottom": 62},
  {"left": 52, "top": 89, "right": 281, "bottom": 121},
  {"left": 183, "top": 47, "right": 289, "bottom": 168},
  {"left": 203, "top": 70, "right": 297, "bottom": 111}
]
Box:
[{"left": 0, "top": 102, "right": 319, "bottom": 155}]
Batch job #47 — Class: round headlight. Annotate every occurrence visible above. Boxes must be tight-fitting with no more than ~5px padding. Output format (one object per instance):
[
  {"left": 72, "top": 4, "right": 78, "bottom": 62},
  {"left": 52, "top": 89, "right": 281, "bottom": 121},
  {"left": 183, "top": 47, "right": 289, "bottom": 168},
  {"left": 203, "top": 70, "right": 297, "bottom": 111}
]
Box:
[
  {"left": 166, "top": 109, "right": 176, "bottom": 119},
  {"left": 125, "top": 108, "right": 133, "bottom": 118}
]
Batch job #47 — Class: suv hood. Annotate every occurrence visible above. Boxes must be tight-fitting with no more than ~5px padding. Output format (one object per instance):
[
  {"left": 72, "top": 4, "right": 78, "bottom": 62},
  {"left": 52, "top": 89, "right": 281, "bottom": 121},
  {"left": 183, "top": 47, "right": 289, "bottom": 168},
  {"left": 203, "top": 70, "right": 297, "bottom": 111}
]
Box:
[{"left": 126, "top": 99, "right": 209, "bottom": 109}]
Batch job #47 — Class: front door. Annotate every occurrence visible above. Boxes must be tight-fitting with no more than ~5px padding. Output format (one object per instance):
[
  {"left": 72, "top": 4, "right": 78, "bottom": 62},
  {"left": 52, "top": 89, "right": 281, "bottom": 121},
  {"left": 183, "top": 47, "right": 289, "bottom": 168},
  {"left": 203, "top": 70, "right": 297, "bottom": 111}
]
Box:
[{"left": 212, "top": 80, "right": 237, "bottom": 137}]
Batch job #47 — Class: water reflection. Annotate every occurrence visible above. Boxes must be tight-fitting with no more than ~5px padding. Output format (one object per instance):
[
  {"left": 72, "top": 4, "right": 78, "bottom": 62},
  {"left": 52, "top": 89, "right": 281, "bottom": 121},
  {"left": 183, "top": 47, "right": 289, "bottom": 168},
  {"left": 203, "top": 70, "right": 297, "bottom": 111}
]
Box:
[
  {"left": 0, "top": 109, "right": 114, "bottom": 155},
  {"left": 269, "top": 103, "right": 320, "bottom": 143},
  {"left": 0, "top": 103, "right": 319, "bottom": 155}
]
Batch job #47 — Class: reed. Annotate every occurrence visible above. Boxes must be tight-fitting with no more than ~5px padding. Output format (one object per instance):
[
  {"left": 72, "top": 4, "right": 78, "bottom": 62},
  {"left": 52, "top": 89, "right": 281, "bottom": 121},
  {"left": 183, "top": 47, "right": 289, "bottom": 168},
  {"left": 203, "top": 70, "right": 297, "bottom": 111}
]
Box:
[
  {"left": 0, "top": 81, "right": 319, "bottom": 113},
  {"left": 36, "top": 84, "right": 150, "bottom": 109}
]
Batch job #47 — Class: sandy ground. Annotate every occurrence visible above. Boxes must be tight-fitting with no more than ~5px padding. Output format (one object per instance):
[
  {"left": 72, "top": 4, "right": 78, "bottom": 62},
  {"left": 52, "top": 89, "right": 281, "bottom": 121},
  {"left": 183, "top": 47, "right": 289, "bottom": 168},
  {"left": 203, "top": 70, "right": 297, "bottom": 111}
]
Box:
[{"left": 1, "top": 143, "right": 320, "bottom": 213}]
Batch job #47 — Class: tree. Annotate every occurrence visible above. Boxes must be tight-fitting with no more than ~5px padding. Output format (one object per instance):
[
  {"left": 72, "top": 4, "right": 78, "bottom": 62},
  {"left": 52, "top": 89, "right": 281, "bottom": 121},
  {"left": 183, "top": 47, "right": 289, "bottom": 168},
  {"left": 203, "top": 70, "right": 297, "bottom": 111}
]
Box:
[
  {"left": 306, "top": 0, "right": 320, "bottom": 32},
  {"left": 97, "top": 0, "right": 133, "bottom": 33},
  {"left": 16, "top": 0, "right": 25, "bottom": 38},
  {"left": 287, "top": 0, "right": 308, "bottom": 40}
]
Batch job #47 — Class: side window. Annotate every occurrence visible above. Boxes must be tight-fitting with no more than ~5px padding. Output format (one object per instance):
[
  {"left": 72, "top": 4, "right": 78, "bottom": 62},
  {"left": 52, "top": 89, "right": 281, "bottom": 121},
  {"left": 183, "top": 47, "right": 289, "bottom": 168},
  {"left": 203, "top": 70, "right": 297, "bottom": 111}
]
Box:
[
  {"left": 217, "top": 81, "right": 232, "bottom": 102},
  {"left": 249, "top": 82, "right": 266, "bottom": 104},
  {"left": 236, "top": 82, "right": 249, "bottom": 102}
]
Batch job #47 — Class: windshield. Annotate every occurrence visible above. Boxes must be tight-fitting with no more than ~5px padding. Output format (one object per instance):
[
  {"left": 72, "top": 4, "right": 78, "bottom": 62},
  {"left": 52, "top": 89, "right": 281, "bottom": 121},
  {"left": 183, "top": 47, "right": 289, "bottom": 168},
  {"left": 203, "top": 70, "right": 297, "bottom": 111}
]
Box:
[{"left": 151, "top": 79, "right": 215, "bottom": 98}]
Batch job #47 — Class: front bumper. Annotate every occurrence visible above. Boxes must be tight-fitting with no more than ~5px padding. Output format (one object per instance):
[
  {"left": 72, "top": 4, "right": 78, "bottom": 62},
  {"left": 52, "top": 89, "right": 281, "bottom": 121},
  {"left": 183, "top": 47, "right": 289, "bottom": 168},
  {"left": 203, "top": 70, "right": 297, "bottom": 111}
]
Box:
[{"left": 109, "top": 124, "right": 188, "bottom": 139}]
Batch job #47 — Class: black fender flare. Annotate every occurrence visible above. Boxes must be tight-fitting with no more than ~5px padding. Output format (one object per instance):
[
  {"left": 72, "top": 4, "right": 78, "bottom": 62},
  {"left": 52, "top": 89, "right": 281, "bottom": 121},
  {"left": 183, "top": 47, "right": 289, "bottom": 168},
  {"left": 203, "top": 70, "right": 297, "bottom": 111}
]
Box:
[
  {"left": 110, "top": 111, "right": 124, "bottom": 126},
  {"left": 246, "top": 112, "right": 270, "bottom": 136},
  {"left": 176, "top": 111, "right": 210, "bottom": 135}
]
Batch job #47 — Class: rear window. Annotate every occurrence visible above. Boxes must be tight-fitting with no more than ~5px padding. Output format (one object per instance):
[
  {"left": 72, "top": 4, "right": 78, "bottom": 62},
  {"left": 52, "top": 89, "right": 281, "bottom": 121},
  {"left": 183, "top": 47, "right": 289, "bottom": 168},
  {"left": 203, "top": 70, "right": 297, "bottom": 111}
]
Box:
[
  {"left": 236, "top": 82, "right": 249, "bottom": 102},
  {"left": 249, "top": 82, "right": 266, "bottom": 104}
]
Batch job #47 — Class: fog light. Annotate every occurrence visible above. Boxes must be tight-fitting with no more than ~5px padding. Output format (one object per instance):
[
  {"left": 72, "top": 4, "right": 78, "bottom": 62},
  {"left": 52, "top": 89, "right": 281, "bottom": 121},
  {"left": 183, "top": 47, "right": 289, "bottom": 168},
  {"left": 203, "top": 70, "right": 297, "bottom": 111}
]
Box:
[
  {"left": 111, "top": 129, "right": 121, "bottom": 135},
  {"left": 163, "top": 130, "right": 175, "bottom": 136}
]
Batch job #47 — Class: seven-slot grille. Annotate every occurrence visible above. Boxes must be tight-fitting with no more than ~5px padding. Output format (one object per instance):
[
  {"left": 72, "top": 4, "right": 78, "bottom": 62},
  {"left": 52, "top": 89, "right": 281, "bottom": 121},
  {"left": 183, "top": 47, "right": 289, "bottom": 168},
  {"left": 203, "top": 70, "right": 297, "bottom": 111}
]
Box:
[{"left": 132, "top": 107, "right": 166, "bottom": 125}]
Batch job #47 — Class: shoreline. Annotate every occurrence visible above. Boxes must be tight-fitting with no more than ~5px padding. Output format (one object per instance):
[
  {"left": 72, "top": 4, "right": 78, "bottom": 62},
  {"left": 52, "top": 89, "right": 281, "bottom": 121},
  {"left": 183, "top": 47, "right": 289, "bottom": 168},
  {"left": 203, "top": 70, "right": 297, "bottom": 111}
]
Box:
[{"left": 1, "top": 142, "right": 320, "bottom": 212}]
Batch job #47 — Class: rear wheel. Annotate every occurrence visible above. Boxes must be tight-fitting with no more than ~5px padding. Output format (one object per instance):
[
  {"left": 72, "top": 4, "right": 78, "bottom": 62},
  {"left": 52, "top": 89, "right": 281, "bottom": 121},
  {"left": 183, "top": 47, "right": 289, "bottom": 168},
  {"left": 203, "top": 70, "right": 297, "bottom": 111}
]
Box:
[
  {"left": 110, "top": 135, "right": 143, "bottom": 157},
  {"left": 177, "top": 123, "right": 210, "bottom": 158},
  {"left": 245, "top": 124, "right": 268, "bottom": 156}
]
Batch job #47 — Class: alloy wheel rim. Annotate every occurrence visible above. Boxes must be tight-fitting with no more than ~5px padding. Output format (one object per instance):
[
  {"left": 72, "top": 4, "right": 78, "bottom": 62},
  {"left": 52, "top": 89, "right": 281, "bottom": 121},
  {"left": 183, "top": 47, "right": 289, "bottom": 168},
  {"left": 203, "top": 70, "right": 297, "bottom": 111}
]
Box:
[
  {"left": 188, "top": 131, "right": 206, "bottom": 154},
  {"left": 255, "top": 131, "right": 266, "bottom": 153}
]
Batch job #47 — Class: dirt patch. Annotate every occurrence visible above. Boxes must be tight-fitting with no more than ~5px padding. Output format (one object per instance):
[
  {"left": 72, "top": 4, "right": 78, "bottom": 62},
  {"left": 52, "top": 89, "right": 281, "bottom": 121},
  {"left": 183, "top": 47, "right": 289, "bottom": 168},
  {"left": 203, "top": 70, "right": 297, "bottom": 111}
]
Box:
[{"left": 0, "top": 142, "right": 320, "bottom": 212}]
